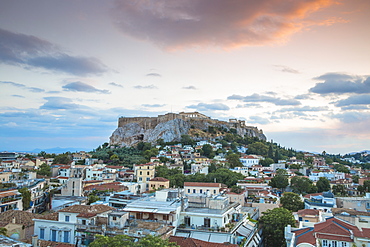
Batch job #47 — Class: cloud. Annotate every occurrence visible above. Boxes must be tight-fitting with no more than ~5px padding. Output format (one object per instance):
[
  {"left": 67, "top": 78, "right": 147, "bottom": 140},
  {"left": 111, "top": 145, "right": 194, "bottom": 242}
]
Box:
[
  {"left": 310, "top": 73, "right": 370, "bottom": 95},
  {"left": 332, "top": 111, "right": 370, "bottom": 124},
  {"left": 62, "top": 81, "right": 110, "bottom": 94},
  {"left": 146, "top": 73, "right": 161, "bottom": 77},
  {"left": 278, "top": 106, "right": 329, "bottom": 112},
  {"left": 109, "top": 82, "right": 123, "bottom": 88},
  {"left": 187, "top": 103, "right": 230, "bottom": 111},
  {"left": 236, "top": 103, "right": 262, "bottom": 108},
  {"left": 274, "top": 65, "right": 300, "bottom": 74},
  {"left": 0, "top": 28, "right": 107, "bottom": 76},
  {"left": 294, "top": 94, "right": 312, "bottom": 100},
  {"left": 183, "top": 85, "right": 197, "bottom": 90},
  {"left": 228, "top": 93, "right": 301, "bottom": 106},
  {"left": 112, "top": 0, "right": 337, "bottom": 49},
  {"left": 0, "top": 80, "right": 45, "bottom": 93},
  {"left": 335, "top": 94, "right": 370, "bottom": 107},
  {"left": 133, "top": 84, "right": 158, "bottom": 89},
  {"left": 248, "top": 116, "right": 271, "bottom": 125},
  {"left": 142, "top": 104, "right": 166, "bottom": 108},
  {"left": 341, "top": 105, "right": 369, "bottom": 110},
  {"left": 12, "top": 95, "right": 25, "bottom": 98},
  {"left": 40, "top": 97, "right": 81, "bottom": 110}
]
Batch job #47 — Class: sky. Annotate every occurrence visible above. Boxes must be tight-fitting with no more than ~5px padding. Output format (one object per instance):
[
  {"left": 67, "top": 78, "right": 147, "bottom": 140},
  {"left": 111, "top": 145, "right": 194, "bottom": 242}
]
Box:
[{"left": 1, "top": 0, "right": 370, "bottom": 154}]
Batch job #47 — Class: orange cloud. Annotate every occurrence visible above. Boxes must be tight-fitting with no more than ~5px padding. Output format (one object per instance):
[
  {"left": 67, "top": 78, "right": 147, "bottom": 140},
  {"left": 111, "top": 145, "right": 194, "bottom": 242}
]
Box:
[{"left": 112, "top": 0, "right": 341, "bottom": 50}]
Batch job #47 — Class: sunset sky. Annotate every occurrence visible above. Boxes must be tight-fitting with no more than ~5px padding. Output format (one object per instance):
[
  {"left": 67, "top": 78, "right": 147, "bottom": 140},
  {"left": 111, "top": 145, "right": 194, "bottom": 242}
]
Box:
[{"left": 1, "top": 0, "right": 369, "bottom": 154}]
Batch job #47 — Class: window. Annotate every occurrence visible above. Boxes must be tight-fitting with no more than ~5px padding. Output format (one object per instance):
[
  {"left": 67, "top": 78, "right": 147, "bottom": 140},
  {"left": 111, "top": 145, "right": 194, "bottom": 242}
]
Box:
[
  {"left": 51, "top": 229, "right": 57, "bottom": 241},
  {"left": 188, "top": 189, "right": 190, "bottom": 193},
  {"left": 113, "top": 216, "right": 117, "bottom": 220},
  {"left": 341, "top": 242, "right": 347, "bottom": 247},
  {"left": 163, "top": 215, "right": 169, "bottom": 220},
  {"left": 193, "top": 189, "right": 196, "bottom": 193},
  {"left": 140, "top": 171, "right": 142, "bottom": 175},
  {"left": 65, "top": 215, "right": 70, "bottom": 222},
  {"left": 185, "top": 216, "right": 191, "bottom": 226},
  {"left": 204, "top": 218, "right": 210, "bottom": 227},
  {"left": 39, "top": 228, "right": 45, "bottom": 239},
  {"left": 332, "top": 241, "right": 337, "bottom": 247},
  {"left": 82, "top": 220, "right": 86, "bottom": 225},
  {"left": 147, "top": 171, "right": 150, "bottom": 175},
  {"left": 200, "top": 189, "right": 203, "bottom": 193},
  {"left": 322, "top": 240, "right": 328, "bottom": 247},
  {"left": 139, "top": 177, "right": 142, "bottom": 181},
  {"left": 214, "top": 190, "right": 216, "bottom": 194},
  {"left": 146, "top": 177, "right": 150, "bottom": 181},
  {"left": 63, "top": 231, "right": 69, "bottom": 243}
]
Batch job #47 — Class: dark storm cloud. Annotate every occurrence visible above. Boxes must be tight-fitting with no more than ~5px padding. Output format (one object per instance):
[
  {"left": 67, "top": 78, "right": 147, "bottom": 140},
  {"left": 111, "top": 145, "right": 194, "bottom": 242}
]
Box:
[
  {"left": 0, "top": 80, "right": 45, "bottom": 93},
  {"left": 0, "top": 28, "right": 107, "bottom": 76},
  {"left": 112, "top": 0, "right": 336, "bottom": 49},
  {"left": 228, "top": 93, "right": 301, "bottom": 106},
  {"left": 310, "top": 73, "right": 370, "bottom": 95},
  {"left": 187, "top": 103, "right": 230, "bottom": 111},
  {"left": 62, "top": 81, "right": 110, "bottom": 94}
]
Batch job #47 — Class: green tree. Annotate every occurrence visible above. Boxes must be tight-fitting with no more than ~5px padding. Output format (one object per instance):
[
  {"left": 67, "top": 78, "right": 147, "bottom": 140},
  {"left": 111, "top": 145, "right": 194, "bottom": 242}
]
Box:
[
  {"left": 206, "top": 168, "right": 244, "bottom": 188},
  {"left": 53, "top": 153, "right": 72, "bottom": 164},
  {"left": 202, "top": 144, "right": 215, "bottom": 158},
  {"left": 88, "top": 194, "right": 100, "bottom": 205},
  {"left": 269, "top": 169, "right": 289, "bottom": 191},
  {"left": 37, "top": 163, "right": 52, "bottom": 176},
  {"left": 19, "top": 187, "right": 31, "bottom": 210},
  {"left": 180, "top": 135, "right": 195, "bottom": 146},
  {"left": 89, "top": 234, "right": 179, "bottom": 247},
  {"left": 259, "top": 207, "right": 296, "bottom": 247},
  {"left": 316, "top": 177, "right": 330, "bottom": 193},
  {"left": 226, "top": 153, "right": 242, "bottom": 168},
  {"left": 0, "top": 227, "right": 7, "bottom": 236},
  {"left": 268, "top": 145, "right": 274, "bottom": 159},
  {"left": 334, "top": 164, "right": 350, "bottom": 173},
  {"left": 352, "top": 175, "right": 359, "bottom": 183},
  {"left": 280, "top": 192, "right": 304, "bottom": 212},
  {"left": 364, "top": 180, "right": 370, "bottom": 192},
  {"left": 290, "top": 176, "right": 316, "bottom": 194},
  {"left": 274, "top": 149, "right": 280, "bottom": 163},
  {"left": 332, "top": 184, "right": 347, "bottom": 196},
  {"left": 137, "top": 142, "right": 152, "bottom": 151},
  {"left": 246, "top": 142, "right": 268, "bottom": 156},
  {"left": 260, "top": 158, "right": 274, "bottom": 167}
]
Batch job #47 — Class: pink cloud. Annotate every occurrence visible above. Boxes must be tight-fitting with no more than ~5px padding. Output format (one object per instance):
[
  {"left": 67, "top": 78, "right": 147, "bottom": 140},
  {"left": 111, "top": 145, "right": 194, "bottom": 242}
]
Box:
[{"left": 112, "top": 0, "right": 339, "bottom": 49}]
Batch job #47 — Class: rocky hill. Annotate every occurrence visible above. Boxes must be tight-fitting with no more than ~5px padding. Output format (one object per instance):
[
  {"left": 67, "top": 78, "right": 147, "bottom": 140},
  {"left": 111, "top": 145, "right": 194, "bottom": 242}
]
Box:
[{"left": 109, "top": 112, "right": 266, "bottom": 147}]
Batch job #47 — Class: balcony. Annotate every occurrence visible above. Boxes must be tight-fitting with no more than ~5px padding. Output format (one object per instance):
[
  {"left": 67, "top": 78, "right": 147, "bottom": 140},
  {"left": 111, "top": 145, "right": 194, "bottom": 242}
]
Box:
[{"left": 76, "top": 224, "right": 103, "bottom": 233}]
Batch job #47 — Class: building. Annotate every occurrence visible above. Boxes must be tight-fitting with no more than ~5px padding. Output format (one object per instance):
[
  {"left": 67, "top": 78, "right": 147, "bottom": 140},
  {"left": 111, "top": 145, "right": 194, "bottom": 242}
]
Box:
[
  {"left": 240, "top": 156, "right": 259, "bottom": 167},
  {"left": 0, "top": 189, "right": 23, "bottom": 212},
  {"left": 336, "top": 194, "right": 370, "bottom": 212},
  {"left": 184, "top": 182, "right": 225, "bottom": 196},
  {"left": 304, "top": 192, "right": 336, "bottom": 213},
  {"left": 285, "top": 215, "right": 370, "bottom": 247},
  {"left": 33, "top": 204, "right": 114, "bottom": 245},
  {"left": 149, "top": 177, "right": 170, "bottom": 190},
  {"left": 134, "top": 163, "right": 155, "bottom": 189}
]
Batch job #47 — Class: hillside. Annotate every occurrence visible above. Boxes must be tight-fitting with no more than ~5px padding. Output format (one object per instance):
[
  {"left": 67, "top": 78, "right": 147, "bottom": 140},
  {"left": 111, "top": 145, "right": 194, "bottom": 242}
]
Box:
[{"left": 109, "top": 112, "right": 266, "bottom": 147}]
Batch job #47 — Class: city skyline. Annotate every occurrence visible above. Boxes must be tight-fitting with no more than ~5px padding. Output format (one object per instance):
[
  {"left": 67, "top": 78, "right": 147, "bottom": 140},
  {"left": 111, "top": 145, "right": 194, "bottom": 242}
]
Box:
[{"left": 1, "top": 0, "right": 370, "bottom": 154}]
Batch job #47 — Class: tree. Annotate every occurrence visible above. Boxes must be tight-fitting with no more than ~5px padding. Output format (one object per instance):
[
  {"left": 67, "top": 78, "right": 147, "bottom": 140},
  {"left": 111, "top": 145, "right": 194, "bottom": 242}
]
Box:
[
  {"left": 280, "top": 192, "right": 304, "bottom": 212},
  {"left": 268, "top": 145, "right": 273, "bottom": 159},
  {"left": 269, "top": 169, "right": 289, "bottom": 191},
  {"left": 0, "top": 227, "right": 7, "bottom": 236},
  {"left": 364, "top": 180, "right": 370, "bottom": 192},
  {"left": 180, "top": 135, "right": 195, "bottom": 146},
  {"left": 88, "top": 194, "right": 100, "bottom": 205},
  {"left": 260, "top": 158, "right": 274, "bottom": 167},
  {"left": 259, "top": 207, "right": 296, "bottom": 247},
  {"left": 226, "top": 153, "right": 242, "bottom": 168},
  {"left": 246, "top": 142, "right": 268, "bottom": 156},
  {"left": 316, "top": 177, "right": 330, "bottom": 193},
  {"left": 352, "top": 175, "right": 359, "bottom": 183},
  {"left": 290, "top": 176, "right": 316, "bottom": 195},
  {"left": 19, "top": 187, "right": 31, "bottom": 210},
  {"left": 89, "top": 234, "right": 179, "bottom": 247},
  {"left": 202, "top": 144, "right": 215, "bottom": 159},
  {"left": 332, "top": 184, "right": 347, "bottom": 196},
  {"left": 53, "top": 153, "right": 71, "bottom": 164},
  {"left": 37, "top": 163, "right": 52, "bottom": 176}
]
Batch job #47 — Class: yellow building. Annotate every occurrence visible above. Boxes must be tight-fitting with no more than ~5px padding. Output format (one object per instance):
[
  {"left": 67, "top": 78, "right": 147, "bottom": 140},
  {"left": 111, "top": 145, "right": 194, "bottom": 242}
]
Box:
[
  {"left": 134, "top": 163, "right": 155, "bottom": 190},
  {"left": 149, "top": 177, "right": 170, "bottom": 190}
]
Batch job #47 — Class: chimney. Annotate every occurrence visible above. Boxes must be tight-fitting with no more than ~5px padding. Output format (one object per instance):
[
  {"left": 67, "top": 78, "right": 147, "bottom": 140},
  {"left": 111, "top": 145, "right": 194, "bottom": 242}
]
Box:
[{"left": 32, "top": 235, "right": 38, "bottom": 247}]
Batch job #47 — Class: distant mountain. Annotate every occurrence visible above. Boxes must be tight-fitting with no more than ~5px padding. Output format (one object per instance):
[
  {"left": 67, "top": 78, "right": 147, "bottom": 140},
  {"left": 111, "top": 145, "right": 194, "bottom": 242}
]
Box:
[{"left": 347, "top": 150, "right": 370, "bottom": 155}]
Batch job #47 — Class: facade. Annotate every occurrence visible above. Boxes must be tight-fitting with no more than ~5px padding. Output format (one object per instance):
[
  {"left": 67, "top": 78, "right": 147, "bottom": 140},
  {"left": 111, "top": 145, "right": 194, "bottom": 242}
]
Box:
[
  {"left": 33, "top": 204, "right": 114, "bottom": 245},
  {"left": 0, "top": 189, "right": 23, "bottom": 212},
  {"left": 240, "top": 156, "right": 259, "bottom": 167},
  {"left": 149, "top": 177, "right": 170, "bottom": 190},
  {"left": 184, "top": 182, "right": 224, "bottom": 196},
  {"left": 336, "top": 195, "right": 370, "bottom": 212},
  {"left": 304, "top": 192, "right": 337, "bottom": 213},
  {"left": 134, "top": 163, "right": 155, "bottom": 188}
]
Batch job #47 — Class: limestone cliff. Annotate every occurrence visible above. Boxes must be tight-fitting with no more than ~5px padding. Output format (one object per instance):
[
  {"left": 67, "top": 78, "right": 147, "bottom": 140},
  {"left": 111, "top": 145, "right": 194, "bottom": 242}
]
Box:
[{"left": 109, "top": 112, "right": 266, "bottom": 147}]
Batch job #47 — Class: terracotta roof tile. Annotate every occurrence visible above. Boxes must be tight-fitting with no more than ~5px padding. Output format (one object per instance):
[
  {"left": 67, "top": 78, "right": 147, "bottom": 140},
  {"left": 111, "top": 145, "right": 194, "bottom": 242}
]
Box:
[
  {"left": 58, "top": 204, "right": 114, "bottom": 214},
  {"left": 169, "top": 236, "right": 239, "bottom": 247}
]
